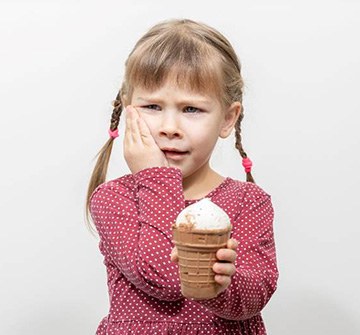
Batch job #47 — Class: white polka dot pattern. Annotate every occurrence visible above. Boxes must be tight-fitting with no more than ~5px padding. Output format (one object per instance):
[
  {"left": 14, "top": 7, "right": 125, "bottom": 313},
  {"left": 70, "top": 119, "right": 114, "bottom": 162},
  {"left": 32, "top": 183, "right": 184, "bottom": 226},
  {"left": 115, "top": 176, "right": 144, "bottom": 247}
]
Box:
[{"left": 90, "top": 167, "right": 278, "bottom": 334}]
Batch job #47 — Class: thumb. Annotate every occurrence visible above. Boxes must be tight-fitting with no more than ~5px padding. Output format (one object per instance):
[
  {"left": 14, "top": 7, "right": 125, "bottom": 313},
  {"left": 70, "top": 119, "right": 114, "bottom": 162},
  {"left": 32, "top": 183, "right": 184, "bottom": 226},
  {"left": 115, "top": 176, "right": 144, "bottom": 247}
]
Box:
[
  {"left": 228, "top": 238, "right": 239, "bottom": 250},
  {"left": 170, "top": 247, "right": 179, "bottom": 262}
]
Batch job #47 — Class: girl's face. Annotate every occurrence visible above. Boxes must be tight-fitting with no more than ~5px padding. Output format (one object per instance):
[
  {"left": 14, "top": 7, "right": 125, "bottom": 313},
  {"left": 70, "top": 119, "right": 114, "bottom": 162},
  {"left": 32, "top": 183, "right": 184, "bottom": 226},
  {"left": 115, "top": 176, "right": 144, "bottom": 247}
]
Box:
[{"left": 129, "top": 78, "right": 240, "bottom": 183}]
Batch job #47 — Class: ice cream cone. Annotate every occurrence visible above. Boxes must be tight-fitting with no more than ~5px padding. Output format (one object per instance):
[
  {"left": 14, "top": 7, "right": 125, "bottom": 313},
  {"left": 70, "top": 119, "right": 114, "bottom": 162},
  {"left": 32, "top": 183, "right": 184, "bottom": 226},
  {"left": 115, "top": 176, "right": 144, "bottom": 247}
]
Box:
[{"left": 172, "top": 224, "right": 232, "bottom": 300}]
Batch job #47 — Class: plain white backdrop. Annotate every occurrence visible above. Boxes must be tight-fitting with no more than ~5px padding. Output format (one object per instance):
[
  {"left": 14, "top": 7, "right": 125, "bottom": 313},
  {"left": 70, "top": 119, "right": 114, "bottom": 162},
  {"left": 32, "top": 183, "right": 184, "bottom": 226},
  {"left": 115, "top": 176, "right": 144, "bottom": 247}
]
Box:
[{"left": 1, "top": 0, "right": 359, "bottom": 334}]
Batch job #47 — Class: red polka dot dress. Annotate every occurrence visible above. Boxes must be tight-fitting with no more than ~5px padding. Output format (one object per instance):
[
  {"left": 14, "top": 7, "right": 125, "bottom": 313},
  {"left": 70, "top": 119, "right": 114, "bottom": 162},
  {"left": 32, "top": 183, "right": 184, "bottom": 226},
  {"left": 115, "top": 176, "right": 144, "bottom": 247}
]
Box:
[{"left": 89, "top": 167, "right": 278, "bottom": 334}]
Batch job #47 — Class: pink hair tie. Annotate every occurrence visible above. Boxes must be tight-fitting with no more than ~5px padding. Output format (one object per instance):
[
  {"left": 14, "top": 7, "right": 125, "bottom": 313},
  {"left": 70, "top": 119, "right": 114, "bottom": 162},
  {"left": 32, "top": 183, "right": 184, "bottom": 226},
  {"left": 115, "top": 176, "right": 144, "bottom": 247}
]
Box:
[
  {"left": 242, "top": 157, "right": 253, "bottom": 173},
  {"left": 108, "top": 128, "right": 119, "bottom": 139}
]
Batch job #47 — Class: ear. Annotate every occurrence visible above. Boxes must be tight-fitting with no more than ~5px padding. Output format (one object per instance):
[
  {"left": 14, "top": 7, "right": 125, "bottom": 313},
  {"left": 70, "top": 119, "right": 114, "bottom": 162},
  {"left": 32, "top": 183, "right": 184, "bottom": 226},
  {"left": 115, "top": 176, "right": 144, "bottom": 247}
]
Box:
[{"left": 219, "top": 102, "right": 242, "bottom": 138}]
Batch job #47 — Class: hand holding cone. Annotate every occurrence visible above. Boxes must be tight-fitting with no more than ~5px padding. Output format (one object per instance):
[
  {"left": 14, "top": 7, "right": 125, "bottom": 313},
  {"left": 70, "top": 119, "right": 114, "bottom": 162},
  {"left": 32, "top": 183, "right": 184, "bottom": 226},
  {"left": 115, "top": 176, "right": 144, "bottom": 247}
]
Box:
[{"left": 171, "top": 237, "right": 239, "bottom": 297}]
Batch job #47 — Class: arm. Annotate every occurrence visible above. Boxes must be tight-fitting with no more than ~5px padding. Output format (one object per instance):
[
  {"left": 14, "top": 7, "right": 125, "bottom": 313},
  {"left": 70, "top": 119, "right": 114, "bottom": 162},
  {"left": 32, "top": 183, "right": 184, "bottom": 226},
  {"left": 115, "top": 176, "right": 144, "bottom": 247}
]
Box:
[
  {"left": 196, "top": 183, "right": 279, "bottom": 320},
  {"left": 90, "top": 166, "right": 185, "bottom": 301}
]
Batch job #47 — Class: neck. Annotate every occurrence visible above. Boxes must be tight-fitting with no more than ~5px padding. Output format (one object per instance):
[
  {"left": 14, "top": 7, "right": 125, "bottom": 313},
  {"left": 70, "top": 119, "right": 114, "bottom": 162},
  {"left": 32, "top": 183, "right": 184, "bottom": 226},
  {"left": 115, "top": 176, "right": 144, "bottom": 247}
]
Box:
[{"left": 182, "top": 162, "right": 224, "bottom": 200}]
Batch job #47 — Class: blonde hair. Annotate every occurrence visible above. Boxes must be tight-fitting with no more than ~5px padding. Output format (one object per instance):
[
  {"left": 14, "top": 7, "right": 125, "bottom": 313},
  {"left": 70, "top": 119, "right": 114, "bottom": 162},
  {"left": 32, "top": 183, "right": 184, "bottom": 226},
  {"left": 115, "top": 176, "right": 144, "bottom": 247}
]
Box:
[{"left": 85, "top": 18, "right": 255, "bottom": 235}]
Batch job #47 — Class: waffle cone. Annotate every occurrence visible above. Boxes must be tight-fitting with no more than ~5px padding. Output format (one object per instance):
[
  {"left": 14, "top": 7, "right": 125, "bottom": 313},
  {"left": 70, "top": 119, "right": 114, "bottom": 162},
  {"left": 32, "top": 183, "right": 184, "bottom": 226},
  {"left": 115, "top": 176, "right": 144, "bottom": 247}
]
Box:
[{"left": 172, "top": 223, "right": 232, "bottom": 300}]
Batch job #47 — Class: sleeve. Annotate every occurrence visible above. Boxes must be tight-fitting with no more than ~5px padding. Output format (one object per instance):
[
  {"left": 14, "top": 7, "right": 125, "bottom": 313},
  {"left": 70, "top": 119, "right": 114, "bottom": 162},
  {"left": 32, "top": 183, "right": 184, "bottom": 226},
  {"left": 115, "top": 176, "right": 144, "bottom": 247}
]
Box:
[
  {"left": 89, "top": 167, "right": 185, "bottom": 301},
  {"left": 195, "top": 183, "right": 279, "bottom": 320}
]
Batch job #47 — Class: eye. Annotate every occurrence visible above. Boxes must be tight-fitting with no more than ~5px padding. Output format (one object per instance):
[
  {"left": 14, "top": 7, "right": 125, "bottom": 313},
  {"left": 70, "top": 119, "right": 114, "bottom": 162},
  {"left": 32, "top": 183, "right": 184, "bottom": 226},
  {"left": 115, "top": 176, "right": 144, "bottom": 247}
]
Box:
[
  {"left": 143, "top": 104, "right": 161, "bottom": 111},
  {"left": 184, "top": 106, "right": 201, "bottom": 114}
]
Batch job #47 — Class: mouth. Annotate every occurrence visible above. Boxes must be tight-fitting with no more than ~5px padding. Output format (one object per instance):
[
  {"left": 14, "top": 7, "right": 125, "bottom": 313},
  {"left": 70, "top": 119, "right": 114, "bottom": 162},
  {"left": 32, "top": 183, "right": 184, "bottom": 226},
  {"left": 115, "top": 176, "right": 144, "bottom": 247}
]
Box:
[{"left": 161, "top": 149, "right": 189, "bottom": 160}]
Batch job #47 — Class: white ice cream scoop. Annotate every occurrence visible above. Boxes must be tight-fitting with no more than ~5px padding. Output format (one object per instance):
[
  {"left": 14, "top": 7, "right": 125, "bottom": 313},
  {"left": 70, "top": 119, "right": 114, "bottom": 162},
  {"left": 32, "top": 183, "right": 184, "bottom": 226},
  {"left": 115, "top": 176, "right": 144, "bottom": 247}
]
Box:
[{"left": 175, "top": 198, "right": 231, "bottom": 230}]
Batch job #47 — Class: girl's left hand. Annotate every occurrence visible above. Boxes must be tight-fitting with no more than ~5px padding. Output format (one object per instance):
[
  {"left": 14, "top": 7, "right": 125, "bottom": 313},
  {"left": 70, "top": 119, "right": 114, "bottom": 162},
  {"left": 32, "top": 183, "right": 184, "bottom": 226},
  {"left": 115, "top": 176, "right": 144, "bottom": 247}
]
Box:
[{"left": 170, "top": 238, "right": 239, "bottom": 296}]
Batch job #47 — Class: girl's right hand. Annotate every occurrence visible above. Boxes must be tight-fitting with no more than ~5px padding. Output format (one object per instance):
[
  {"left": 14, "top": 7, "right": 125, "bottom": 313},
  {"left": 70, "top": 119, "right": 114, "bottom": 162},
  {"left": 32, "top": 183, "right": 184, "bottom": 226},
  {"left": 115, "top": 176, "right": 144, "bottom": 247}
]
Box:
[{"left": 124, "top": 105, "right": 169, "bottom": 175}]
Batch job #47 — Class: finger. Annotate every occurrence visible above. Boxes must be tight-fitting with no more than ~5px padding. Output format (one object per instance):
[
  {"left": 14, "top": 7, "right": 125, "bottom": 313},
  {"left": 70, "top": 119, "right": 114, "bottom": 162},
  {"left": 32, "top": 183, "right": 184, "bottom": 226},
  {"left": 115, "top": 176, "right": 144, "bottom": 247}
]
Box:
[
  {"left": 213, "top": 262, "right": 236, "bottom": 276},
  {"left": 227, "top": 238, "right": 239, "bottom": 250},
  {"left": 216, "top": 248, "right": 237, "bottom": 263},
  {"left": 170, "top": 247, "right": 179, "bottom": 262},
  {"left": 128, "top": 106, "right": 142, "bottom": 144},
  {"left": 135, "top": 109, "right": 155, "bottom": 145},
  {"left": 214, "top": 274, "right": 231, "bottom": 286},
  {"left": 124, "top": 106, "right": 133, "bottom": 145},
  {"left": 134, "top": 107, "right": 155, "bottom": 142}
]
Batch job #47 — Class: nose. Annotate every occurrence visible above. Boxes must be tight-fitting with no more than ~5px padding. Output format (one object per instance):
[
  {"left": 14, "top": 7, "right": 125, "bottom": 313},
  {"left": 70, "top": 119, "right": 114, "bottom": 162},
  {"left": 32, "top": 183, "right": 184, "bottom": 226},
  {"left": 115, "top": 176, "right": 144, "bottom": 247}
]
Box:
[{"left": 158, "top": 112, "right": 183, "bottom": 139}]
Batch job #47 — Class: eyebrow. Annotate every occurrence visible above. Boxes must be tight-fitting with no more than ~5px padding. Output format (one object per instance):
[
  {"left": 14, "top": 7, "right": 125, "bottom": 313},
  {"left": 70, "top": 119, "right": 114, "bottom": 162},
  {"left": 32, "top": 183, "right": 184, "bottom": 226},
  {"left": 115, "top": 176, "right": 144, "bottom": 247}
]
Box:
[{"left": 135, "top": 96, "right": 212, "bottom": 105}]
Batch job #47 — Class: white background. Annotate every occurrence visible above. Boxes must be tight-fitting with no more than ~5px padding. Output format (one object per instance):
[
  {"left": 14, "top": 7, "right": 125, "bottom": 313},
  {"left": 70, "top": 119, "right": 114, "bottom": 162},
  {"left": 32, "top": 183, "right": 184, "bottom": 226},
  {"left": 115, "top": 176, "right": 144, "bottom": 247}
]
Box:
[{"left": 1, "top": 0, "right": 359, "bottom": 334}]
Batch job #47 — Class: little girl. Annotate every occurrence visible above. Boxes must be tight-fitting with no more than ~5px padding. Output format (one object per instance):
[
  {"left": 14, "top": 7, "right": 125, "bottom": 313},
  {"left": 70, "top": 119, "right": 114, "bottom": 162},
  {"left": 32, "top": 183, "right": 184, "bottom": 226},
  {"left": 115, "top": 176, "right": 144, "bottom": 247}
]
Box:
[{"left": 86, "top": 18, "right": 278, "bottom": 335}]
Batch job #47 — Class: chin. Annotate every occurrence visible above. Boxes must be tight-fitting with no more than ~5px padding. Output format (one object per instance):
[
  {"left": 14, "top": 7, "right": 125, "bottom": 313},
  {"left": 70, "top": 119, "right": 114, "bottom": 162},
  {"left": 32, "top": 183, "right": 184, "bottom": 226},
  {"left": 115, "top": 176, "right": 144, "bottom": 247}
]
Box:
[
  {"left": 168, "top": 162, "right": 183, "bottom": 172},
  {"left": 167, "top": 163, "right": 186, "bottom": 178}
]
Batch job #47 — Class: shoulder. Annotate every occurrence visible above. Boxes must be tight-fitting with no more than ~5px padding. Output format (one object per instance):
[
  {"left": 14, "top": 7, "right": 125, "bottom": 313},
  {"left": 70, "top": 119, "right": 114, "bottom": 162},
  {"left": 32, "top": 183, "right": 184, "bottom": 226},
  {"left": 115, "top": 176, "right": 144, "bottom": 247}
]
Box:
[
  {"left": 226, "top": 177, "right": 271, "bottom": 202},
  {"left": 219, "top": 178, "right": 272, "bottom": 216},
  {"left": 210, "top": 177, "right": 270, "bottom": 220},
  {"left": 221, "top": 179, "right": 274, "bottom": 236},
  {"left": 89, "top": 173, "right": 135, "bottom": 204}
]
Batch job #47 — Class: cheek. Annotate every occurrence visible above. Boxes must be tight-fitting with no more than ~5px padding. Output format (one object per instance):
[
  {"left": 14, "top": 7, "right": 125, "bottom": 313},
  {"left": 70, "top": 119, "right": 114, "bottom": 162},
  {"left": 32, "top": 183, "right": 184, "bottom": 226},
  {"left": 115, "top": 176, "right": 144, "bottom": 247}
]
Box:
[
  {"left": 190, "top": 120, "right": 221, "bottom": 139},
  {"left": 139, "top": 114, "right": 157, "bottom": 134},
  {"left": 189, "top": 126, "right": 220, "bottom": 151}
]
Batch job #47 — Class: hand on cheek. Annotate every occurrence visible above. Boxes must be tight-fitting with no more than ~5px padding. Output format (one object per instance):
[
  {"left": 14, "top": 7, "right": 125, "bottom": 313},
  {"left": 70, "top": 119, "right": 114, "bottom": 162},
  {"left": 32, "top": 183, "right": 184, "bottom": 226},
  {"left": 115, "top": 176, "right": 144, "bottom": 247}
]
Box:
[{"left": 124, "top": 105, "right": 169, "bottom": 174}]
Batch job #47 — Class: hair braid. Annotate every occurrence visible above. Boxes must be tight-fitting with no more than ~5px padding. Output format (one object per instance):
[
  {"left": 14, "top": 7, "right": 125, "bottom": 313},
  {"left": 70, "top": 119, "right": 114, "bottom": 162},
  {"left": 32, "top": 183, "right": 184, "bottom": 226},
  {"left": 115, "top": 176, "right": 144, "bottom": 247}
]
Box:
[
  {"left": 235, "top": 106, "right": 255, "bottom": 184},
  {"left": 110, "top": 91, "right": 123, "bottom": 131},
  {"left": 85, "top": 90, "right": 123, "bottom": 235}
]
